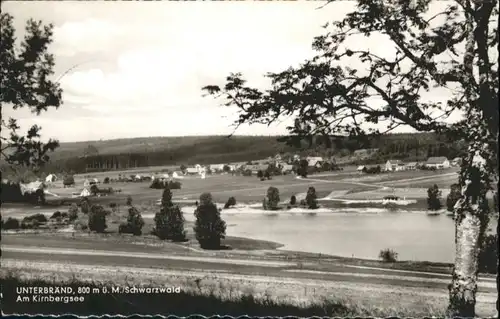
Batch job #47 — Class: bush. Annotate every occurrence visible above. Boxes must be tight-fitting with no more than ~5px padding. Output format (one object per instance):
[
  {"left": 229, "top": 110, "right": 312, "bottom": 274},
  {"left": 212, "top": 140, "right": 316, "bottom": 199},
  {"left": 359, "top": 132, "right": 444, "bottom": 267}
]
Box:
[
  {"left": 427, "top": 184, "right": 442, "bottom": 210},
  {"left": 154, "top": 188, "right": 186, "bottom": 241},
  {"left": 306, "top": 187, "right": 318, "bottom": 209},
  {"left": 90, "top": 185, "right": 99, "bottom": 196},
  {"left": 193, "top": 192, "right": 226, "bottom": 249},
  {"left": 290, "top": 195, "right": 297, "bottom": 206},
  {"left": 299, "top": 199, "right": 307, "bottom": 207},
  {"left": 180, "top": 164, "right": 187, "bottom": 173},
  {"left": 126, "top": 196, "right": 133, "bottom": 206},
  {"left": 265, "top": 187, "right": 280, "bottom": 211},
  {"left": 109, "top": 202, "right": 117, "bottom": 208},
  {"left": 80, "top": 198, "right": 90, "bottom": 214},
  {"left": 68, "top": 204, "right": 79, "bottom": 221},
  {"left": 119, "top": 206, "right": 145, "bottom": 236},
  {"left": 224, "top": 197, "right": 236, "bottom": 209},
  {"left": 242, "top": 169, "right": 252, "bottom": 177},
  {"left": 63, "top": 175, "right": 75, "bottom": 187},
  {"left": 446, "top": 183, "right": 461, "bottom": 212},
  {"left": 2, "top": 217, "right": 20, "bottom": 230},
  {"left": 479, "top": 234, "right": 498, "bottom": 274},
  {"left": 379, "top": 248, "right": 398, "bottom": 262},
  {"left": 168, "top": 180, "right": 182, "bottom": 190},
  {"left": 264, "top": 170, "right": 271, "bottom": 180},
  {"left": 297, "top": 159, "right": 309, "bottom": 178},
  {"left": 103, "top": 177, "right": 110, "bottom": 184},
  {"left": 257, "top": 170, "right": 264, "bottom": 179},
  {"left": 50, "top": 211, "right": 62, "bottom": 219},
  {"left": 88, "top": 205, "right": 107, "bottom": 233},
  {"left": 23, "top": 213, "right": 48, "bottom": 224}
]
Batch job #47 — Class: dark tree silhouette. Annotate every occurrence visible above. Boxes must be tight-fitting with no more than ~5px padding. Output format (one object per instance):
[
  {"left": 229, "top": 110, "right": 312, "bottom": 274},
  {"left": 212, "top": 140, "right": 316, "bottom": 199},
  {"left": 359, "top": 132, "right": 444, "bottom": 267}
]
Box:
[
  {"left": 202, "top": 1, "right": 498, "bottom": 316},
  {"left": 1, "top": 12, "right": 63, "bottom": 172}
]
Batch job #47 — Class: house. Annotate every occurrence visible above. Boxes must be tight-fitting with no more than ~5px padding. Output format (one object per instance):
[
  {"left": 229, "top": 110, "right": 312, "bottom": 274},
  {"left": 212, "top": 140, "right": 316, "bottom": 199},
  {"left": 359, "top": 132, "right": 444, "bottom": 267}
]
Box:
[
  {"left": 245, "top": 164, "right": 270, "bottom": 174},
  {"left": 172, "top": 171, "right": 184, "bottom": 179},
  {"left": 405, "top": 162, "right": 418, "bottom": 170},
  {"left": 306, "top": 156, "right": 323, "bottom": 168},
  {"left": 45, "top": 174, "right": 57, "bottom": 183},
  {"left": 80, "top": 188, "right": 91, "bottom": 197},
  {"left": 281, "top": 164, "right": 294, "bottom": 174},
  {"left": 357, "top": 165, "right": 366, "bottom": 172},
  {"left": 185, "top": 167, "right": 199, "bottom": 175},
  {"left": 385, "top": 160, "right": 405, "bottom": 171},
  {"left": 209, "top": 164, "right": 225, "bottom": 172},
  {"left": 451, "top": 157, "right": 462, "bottom": 167},
  {"left": 425, "top": 157, "right": 450, "bottom": 169}
]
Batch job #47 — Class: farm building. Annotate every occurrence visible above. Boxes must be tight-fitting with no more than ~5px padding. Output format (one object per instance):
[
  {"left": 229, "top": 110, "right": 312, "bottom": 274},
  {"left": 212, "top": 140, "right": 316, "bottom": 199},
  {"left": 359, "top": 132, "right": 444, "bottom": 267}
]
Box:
[
  {"left": 357, "top": 165, "right": 366, "bottom": 172},
  {"left": 306, "top": 156, "right": 323, "bottom": 167},
  {"left": 385, "top": 160, "right": 405, "bottom": 171},
  {"left": 405, "top": 162, "right": 418, "bottom": 170},
  {"left": 425, "top": 157, "right": 450, "bottom": 169},
  {"left": 451, "top": 157, "right": 462, "bottom": 166},
  {"left": 45, "top": 174, "right": 57, "bottom": 183},
  {"left": 245, "top": 164, "right": 270, "bottom": 174},
  {"left": 281, "top": 164, "right": 294, "bottom": 174},
  {"left": 185, "top": 167, "right": 200, "bottom": 175},
  {"left": 209, "top": 164, "right": 225, "bottom": 172}
]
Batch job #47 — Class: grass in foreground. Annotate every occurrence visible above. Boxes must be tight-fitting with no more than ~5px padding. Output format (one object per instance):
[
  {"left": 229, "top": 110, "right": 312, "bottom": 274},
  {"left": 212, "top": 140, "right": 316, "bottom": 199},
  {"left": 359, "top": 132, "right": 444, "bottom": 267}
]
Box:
[{"left": 1, "top": 275, "right": 360, "bottom": 316}]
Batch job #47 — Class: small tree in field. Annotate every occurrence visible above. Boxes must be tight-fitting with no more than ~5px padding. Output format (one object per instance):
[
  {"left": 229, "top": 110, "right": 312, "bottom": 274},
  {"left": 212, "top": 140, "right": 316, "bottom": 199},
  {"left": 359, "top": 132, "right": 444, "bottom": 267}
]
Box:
[
  {"left": 446, "top": 183, "right": 462, "bottom": 212},
  {"left": 193, "top": 192, "right": 226, "bottom": 249},
  {"left": 80, "top": 198, "right": 90, "bottom": 214},
  {"left": 68, "top": 203, "right": 79, "bottom": 221},
  {"left": 264, "top": 170, "right": 271, "bottom": 180},
  {"left": 266, "top": 187, "right": 280, "bottom": 210},
  {"left": 88, "top": 205, "right": 107, "bottom": 233},
  {"left": 257, "top": 170, "right": 264, "bottom": 179},
  {"left": 224, "top": 196, "right": 236, "bottom": 209},
  {"left": 180, "top": 164, "right": 187, "bottom": 173},
  {"left": 119, "top": 206, "right": 145, "bottom": 236},
  {"left": 290, "top": 195, "right": 297, "bottom": 206},
  {"left": 154, "top": 187, "right": 186, "bottom": 241},
  {"left": 306, "top": 186, "right": 318, "bottom": 209},
  {"left": 297, "top": 159, "right": 308, "bottom": 178},
  {"left": 126, "top": 195, "right": 133, "bottom": 206},
  {"left": 427, "top": 184, "right": 442, "bottom": 210}
]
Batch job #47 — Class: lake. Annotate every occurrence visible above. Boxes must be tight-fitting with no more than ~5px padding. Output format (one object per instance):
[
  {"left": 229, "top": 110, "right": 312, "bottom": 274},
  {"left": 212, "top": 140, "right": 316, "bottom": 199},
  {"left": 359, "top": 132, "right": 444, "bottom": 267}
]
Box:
[{"left": 182, "top": 205, "right": 498, "bottom": 263}]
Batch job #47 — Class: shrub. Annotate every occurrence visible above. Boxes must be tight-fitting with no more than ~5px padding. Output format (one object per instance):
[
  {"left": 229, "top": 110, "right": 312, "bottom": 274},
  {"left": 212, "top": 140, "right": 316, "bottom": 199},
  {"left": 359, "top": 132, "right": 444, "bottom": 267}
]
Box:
[
  {"left": 2, "top": 217, "right": 20, "bottom": 230},
  {"left": 50, "top": 211, "right": 62, "bottom": 219},
  {"left": 103, "top": 177, "right": 110, "bottom": 184},
  {"left": 479, "top": 234, "right": 498, "bottom": 274},
  {"left": 427, "top": 184, "right": 442, "bottom": 210},
  {"left": 223, "top": 164, "right": 231, "bottom": 173},
  {"left": 297, "top": 159, "right": 309, "bottom": 178},
  {"left": 306, "top": 187, "right": 318, "bottom": 209},
  {"left": 265, "top": 187, "right": 280, "bottom": 211},
  {"left": 90, "top": 185, "right": 99, "bottom": 196},
  {"left": 242, "top": 169, "right": 252, "bottom": 177},
  {"left": 23, "top": 213, "right": 48, "bottom": 224},
  {"left": 290, "top": 195, "right": 297, "bottom": 206},
  {"left": 257, "top": 170, "right": 264, "bottom": 179},
  {"left": 126, "top": 196, "right": 133, "bottom": 206},
  {"left": 168, "top": 180, "right": 182, "bottom": 190},
  {"left": 88, "top": 205, "right": 107, "bottom": 233},
  {"left": 379, "top": 248, "right": 398, "bottom": 262},
  {"left": 80, "top": 198, "right": 90, "bottom": 214},
  {"left": 68, "top": 204, "right": 79, "bottom": 221},
  {"left": 119, "top": 206, "right": 145, "bottom": 236},
  {"left": 193, "top": 192, "right": 226, "bottom": 249},
  {"left": 63, "top": 175, "right": 75, "bottom": 187},
  {"left": 299, "top": 199, "right": 307, "bottom": 207},
  {"left": 264, "top": 170, "right": 271, "bottom": 180},
  {"left": 180, "top": 164, "right": 187, "bottom": 172},
  {"left": 224, "top": 197, "right": 236, "bottom": 209},
  {"left": 154, "top": 188, "right": 186, "bottom": 241},
  {"left": 109, "top": 202, "right": 117, "bottom": 208},
  {"left": 446, "top": 183, "right": 461, "bottom": 212}
]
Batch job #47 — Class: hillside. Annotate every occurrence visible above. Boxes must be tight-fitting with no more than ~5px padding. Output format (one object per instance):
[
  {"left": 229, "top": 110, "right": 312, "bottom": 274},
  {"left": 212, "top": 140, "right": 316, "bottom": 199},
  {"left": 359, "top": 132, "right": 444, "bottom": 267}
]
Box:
[{"left": 1, "top": 132, "right": 466, "bottom": 175}]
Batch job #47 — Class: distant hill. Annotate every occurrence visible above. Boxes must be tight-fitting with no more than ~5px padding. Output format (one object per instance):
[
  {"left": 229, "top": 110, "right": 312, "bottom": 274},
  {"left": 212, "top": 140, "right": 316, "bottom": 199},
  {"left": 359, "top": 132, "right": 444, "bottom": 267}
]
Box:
[{"left": 1, "top": 133, "right": 466, "bottom": 175}]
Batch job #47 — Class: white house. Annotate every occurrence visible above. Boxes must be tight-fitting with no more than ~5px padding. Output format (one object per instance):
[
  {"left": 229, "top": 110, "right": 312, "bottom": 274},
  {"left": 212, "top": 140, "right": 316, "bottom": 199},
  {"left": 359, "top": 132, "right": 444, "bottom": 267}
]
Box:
[
  {"left": 405, "top": 162, "right": 418, "bottom": 170},
  {"left": 185, "top": 167, "right": 199, "bottom": 175},
  {"left": 45, "top": 174, "right": 57, "bottom": 183},
  {"left": 385, "top": 160, "right": 405, "bottom": 171},
  {"left": 281, "top": 164, "right": 294, "bottom": 174},
  {"left": 357, "top": 165, "right": 366, "bottom": 172},
  {"left": 209, "top": 164, "right": 225, "bottom": 172},
  {"left": 306, "top": 156, "right": 323, "bottom": 167},
  {"left": 426, "top": 157, "right": 450, "bottom": 169}
]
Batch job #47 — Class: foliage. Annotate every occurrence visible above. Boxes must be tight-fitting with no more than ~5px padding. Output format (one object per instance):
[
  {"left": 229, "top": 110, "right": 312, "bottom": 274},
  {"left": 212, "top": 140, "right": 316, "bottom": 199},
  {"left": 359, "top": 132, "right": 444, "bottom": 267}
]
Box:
[
  {"left": 21, "top": 213, "right": 47, "bottom": 229},
  {"left": 264, "top": 170, "right": 271, "bottom": 180},
  {"left": 242, "top": 169, "right": 252, "bottom": 177},
  {"left": 62, "top": 175, "right": 75, "bottom": 187},
  {"left": 257, "top": 170, "right": 264, "bottom": 179},
  {"left": 2, "top": 217, "right": 20, "bottom": 230},
  {"left": 427, "top": 184, "right": 442, "bottom": 210},
  {"left": 103, "top": 177, "right": 110, "bottom": 184},
  {"left": 297, "top": 159, "right": 308, "bottom": 178},
  {"left": 446, "top": 183, "right": 462, "bottom": 212},
  {"left": 80, "top": 198, "right": 90, "bottom": 214},
  {"left": 265, "top": 187, "right": 280, "bottom": 211},
  {"left": 193, "top": 192, "right": 227, "bottom": 249},
  {"left": 126, "top": 195, "right": 132, "bottom": 206},
  {"left": 68, "top": 203, "right": 79, "bottom": 221},
  {"left": 290, "top": 195, "right": 297, "bottom": 206},
  {"left": 90, "top": 185, "right": 99, "bottom": 196},
  {"left": 119, "top": 206, "right": 144, "bottom": 236},
  {"left": 379, "top": 248, "right": 398, "bottom": 263},
  {"left": 224, "top": 196, "right": 237, "bottom": 209},
  {"left": 150, "top": 179, "right": 182, "bottom": 190},
  {"left": 88, "top": 205, "right": 107, "bottom": 233},
  {"left": 223, "top": 164, "right": 231, "bottom": 173},
  {"left": 306, "top": 187, "right": 318, "bottom": 209},
  {"left": 180, "top": 164, "right": 187, "bottom": 172},
  {"left": 154, "top": 187, "right": 186, "bottom": 241},
  {"left": 478, "top": 234, "right": 498, "bottom": 274},
  {"left": 0, "top": 12, "right": 63, "bottom": 170}
]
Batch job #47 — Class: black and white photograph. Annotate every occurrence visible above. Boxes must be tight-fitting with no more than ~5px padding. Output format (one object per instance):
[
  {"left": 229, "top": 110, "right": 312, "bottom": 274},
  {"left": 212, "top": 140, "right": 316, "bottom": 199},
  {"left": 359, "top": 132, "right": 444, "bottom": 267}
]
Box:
[{"left": 0, "top": 0, "right": 498, "bottom": 317}]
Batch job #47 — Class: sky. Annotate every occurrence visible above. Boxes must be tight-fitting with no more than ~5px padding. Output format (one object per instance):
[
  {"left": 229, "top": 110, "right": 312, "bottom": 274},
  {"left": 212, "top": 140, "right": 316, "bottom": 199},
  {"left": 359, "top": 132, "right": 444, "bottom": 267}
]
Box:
[{"left": 2, "top": 1, "right": 462, "bottom": 143}]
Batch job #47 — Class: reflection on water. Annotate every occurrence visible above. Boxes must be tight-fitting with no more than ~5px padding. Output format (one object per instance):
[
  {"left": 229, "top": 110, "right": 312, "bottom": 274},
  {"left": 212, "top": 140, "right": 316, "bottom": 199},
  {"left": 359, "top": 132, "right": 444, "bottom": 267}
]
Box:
[{"left": 216, "top": 211, "right": 498, "bottom": 263}]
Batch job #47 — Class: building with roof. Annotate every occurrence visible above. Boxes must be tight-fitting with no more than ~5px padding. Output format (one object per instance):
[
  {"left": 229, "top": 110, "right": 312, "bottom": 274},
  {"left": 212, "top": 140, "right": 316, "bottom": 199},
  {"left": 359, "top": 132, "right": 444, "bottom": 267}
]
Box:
[
  {"left": 425, "top": 157, "right": 450, "bottom": 169},
  {"left": 385, "top": 160, "right": 405, "bottom": 171}
]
